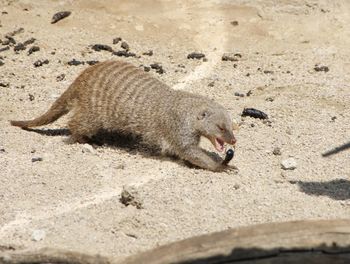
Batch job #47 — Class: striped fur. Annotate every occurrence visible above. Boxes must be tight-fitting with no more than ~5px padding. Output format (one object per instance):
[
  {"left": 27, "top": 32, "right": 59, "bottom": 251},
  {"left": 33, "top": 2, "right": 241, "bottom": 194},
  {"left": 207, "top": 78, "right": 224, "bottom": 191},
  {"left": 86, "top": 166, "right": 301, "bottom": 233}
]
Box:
[{"left": 10, "top": 60, "right": 237, "bottom": 171}]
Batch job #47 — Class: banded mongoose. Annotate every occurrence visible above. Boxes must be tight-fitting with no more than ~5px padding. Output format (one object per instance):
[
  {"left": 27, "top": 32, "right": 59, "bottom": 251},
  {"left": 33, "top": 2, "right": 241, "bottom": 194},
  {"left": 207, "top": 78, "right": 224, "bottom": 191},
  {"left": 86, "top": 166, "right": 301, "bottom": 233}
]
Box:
[{"left": 11, "top": 60, "right": 237, "bottom": 171}]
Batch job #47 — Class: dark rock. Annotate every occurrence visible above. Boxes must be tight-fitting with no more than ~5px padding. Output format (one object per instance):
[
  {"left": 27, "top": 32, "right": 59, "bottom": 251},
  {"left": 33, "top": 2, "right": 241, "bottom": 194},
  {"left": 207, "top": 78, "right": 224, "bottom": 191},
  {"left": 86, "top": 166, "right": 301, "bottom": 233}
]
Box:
[
  {"left": 67, "top": 59, "right": 84, "bottom": 66},
  {"left": 113, "top": 50, "right": 136, "bottom": 57},
  {"left": 113, "top": 37, "right": 122, "bottom": 44},
  {"left": 314, "top": 64, "right": 329, "bottom": 72},
  {"left": 14, "top": 43, "right": 26, "bottom": 52},
  {"left": 0, "top": 82, "right": 9, "bottom": 87},
  {"left": 143, "top": 66, "right": 151, "bottom": 72},
  {"left": 187, "top": 52, "right": 205, "bottom": 60},
  {"left": 222, "top": 53, "right": 241, "bottom": 61},
  {"left": 142, "top": 50, "right": 153, "bottom": 56},
  {"left": 241, "top": 108, "right": 268, "bottom": 119},
  {"left": 91, "top": 44, "right": 113, "bottom": 52},
  {"left": 56, "top": 74, "right": 65, "bottom": 81},
  {"left": 51, "top": 11, "right": 71, "bottom": 24},
  {"left": 28, "top": 46, "right": 40, "bottom": 55},
  {"left": 28, "top": 93, "right": 34, "bottom": 101},
  {"left": 34, "top": 59, "right": 49, "bottom": 67},
  {"left": 234, "top": 92, "right": 245, "bottom": 97},
  {"left": 120, "top": 41, "right": 129, "bottom": 50},
  {"left": 150, "top": 63, "right": 165, "bottom": 74},
  {"left": 0, "top": 46, "right": 10, "bottom": 52},
  {"left": 23, "top": 38, "right": 36, "bottom": 46},
  {"left": 86, "top": 60, "right": 99, "bottom": 65},
  {"left": 31, "top": 157, "right": 43, "bottom": 162},
  {"left": 230, "top": 20, "right": 239, "bottom": 26}
]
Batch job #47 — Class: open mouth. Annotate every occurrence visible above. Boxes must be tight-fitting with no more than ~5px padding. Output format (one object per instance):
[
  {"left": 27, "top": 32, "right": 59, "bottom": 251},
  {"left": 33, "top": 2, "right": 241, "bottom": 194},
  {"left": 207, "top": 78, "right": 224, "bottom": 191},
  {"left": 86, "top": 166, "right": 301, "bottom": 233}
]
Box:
[{"left": 210, "top": 137, "right": 225, "bottom": 152}]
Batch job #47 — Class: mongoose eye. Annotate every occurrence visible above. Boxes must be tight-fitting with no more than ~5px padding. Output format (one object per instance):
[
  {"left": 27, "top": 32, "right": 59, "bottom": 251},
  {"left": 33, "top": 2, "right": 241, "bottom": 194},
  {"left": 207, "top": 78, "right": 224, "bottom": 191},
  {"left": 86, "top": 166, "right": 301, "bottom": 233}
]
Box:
[{"left": 217, "top": 125, "right": 225, "bottom": 132}]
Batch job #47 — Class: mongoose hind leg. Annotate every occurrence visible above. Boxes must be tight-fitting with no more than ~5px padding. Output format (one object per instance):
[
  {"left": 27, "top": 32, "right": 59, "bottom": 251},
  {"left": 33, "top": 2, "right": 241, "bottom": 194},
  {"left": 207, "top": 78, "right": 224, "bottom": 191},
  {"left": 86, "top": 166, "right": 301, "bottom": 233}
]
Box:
[
  {"left": 68, "top": 112, "right": 99, "bottom": 144},
  {"left": 180, "top": 146, "right": 227, "bottom": 172}
]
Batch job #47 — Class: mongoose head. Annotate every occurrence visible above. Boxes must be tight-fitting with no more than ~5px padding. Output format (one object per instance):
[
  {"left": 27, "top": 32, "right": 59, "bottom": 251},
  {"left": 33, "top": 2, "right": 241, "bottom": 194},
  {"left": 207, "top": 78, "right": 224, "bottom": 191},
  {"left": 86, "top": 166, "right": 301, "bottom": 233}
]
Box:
[{"left": 196, "top": 104, "right": 237, "bottom": 152}]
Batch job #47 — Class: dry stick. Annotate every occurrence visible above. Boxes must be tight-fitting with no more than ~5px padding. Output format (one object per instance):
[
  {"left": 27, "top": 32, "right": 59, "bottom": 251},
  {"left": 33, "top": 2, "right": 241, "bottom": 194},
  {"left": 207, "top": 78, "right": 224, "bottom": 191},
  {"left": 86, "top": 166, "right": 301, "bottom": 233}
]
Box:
[{"left": 0, "top": 248, "right": 113, "bottom": 264}]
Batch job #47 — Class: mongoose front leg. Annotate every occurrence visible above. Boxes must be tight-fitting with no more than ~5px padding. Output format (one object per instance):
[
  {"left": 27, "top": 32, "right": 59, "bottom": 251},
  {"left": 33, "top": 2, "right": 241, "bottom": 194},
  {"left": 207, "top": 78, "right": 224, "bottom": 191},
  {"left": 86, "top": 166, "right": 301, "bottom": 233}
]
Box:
[{"left": 180, "top": 146, "right": 227, "bottom": 172}]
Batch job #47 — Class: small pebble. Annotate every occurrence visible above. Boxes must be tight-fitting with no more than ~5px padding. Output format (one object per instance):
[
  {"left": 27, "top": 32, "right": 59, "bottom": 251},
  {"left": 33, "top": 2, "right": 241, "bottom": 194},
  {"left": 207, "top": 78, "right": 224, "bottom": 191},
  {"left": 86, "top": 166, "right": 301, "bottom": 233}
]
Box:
[
  {"left": 273, "top": 147, "right": 281, "bottom": 156},
  {"left": 91, "top": 44, "right": 113, "bottom": 52},
  {"left": 28, "top": 45, "right": 40, "bottom": 55},
  {"left": 28, "top": 93, "right": 34, "bottom": 101},
  {"left": 142, "top": 50, "right": 153, "bottom": 56},
  {"left": 56, "top": 73, "right": 65, "bottom": 81},
  {"left": 230, "top": 21, "right": 239, "bottom": 26},
  {"left": 222, "top": 53, "right": 241, "bottom": 61},
  {"left": 120, "top": 41, "right": 129, "bottom": 50},
  {"left": 33, "top": 59, "right": 49, "bottom": 67},
  {"left": 113, "top": 50, "right": 136, "bottom": 57},
  {"left": 31, "top": 229, "right": 46, "bottom": 241},
  {"left": 67, "top": 59, "right": 84, "bottom": 66},
  {"left": 113, "top": 37, "right": 122, "bottom": 44},
  {"left": 86, "top": 60, "right": 99, "bottom": 65},
  {"left": 14, "top": 43, "right": 26, "bottom": 52},
  {"left": 187, "top": 52, "right": 205, "bottom": 60},
  {"left": 23, "top": 38, "right": 36, "bottom": 46},
  {"left": 51, "top": 11, "right": 71, "bottom": 24},
  {"left": 120, "top": 185, "right": 143, "bottom": 209},
  {"left": 234, "top": 92, "right": 245, "bottom": 97},
  {"left": 281, "top": 158, "right": 297, "bottom": 170},
  {"left": 31, "top": 157, "right": 43, "bottom": 162},
  {"left": 314, "top": 64, "right": 329, "bottom": 72}
]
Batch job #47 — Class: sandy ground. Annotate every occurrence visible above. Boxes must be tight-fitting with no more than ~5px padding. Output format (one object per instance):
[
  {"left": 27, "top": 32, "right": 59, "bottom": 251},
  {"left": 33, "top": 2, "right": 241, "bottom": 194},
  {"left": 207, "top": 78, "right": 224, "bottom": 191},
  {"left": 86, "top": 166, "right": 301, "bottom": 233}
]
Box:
[{"left": 0, "top": 0, "right": 349, "bottom": 260}]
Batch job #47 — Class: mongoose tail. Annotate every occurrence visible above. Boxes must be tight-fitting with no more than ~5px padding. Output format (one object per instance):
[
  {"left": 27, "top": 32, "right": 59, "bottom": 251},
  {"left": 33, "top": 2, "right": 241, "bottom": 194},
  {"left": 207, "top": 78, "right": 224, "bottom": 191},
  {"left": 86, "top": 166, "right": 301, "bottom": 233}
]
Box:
[{"left": 10, "top": 87, "right": 74, "bottom": 128}]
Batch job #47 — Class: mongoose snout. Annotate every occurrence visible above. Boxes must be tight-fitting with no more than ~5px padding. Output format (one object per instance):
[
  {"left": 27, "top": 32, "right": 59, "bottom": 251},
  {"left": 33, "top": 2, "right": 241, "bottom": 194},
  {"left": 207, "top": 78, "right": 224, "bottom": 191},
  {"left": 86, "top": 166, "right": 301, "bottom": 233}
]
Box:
[{"left": 10, "top": 60, "right": 237, "bottom": 172}]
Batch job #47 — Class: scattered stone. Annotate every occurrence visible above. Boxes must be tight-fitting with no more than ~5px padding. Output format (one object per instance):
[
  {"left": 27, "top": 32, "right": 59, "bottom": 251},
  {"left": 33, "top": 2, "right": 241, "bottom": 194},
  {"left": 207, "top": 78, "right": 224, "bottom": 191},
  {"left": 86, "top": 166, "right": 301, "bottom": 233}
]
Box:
[
  {"left": 56, "top": 73, "right": 65, "bottom": 81},
  {"left": 222, "top": 53, "right": 241, "bottom": 61},
  {"left": 86, "top": 60, "right": 99, "bottom": 65},
  {"left": 143, "top": 66, "right": 151, "bottom": 72},
  {"left": 23, "top": 38, "right": 36, "bottom": 46},
  {"left": 14, "top": 43, "right": 26, "bottom": 52},
  {"left": 33, "top": 59, "right": 49, "bottom": 67},
  {"left": 28, "top": 93, "right": 35, "bottom": 101},
  {"left": 0, "top": 46, "right": 10, "bottom": 52},
  {"left": 150, "top": 63, "right": 165, "bottom": 74},
  {"left": 31, "top": 157, "right": 43, "bottom": 162},
  {"left": 331, "top": 116, "right": 337, "bottom": 121},
  {"left": 233, "top": 183, "right": 240, "bottom": 190},
  {"left": 142, "top": 50, "right": 153, "bottom": 56},
  {"left": 113, "top": 50, "right": 136, "bottom": 57},
  {"left": 241, "top": 108, "right": 268, "bottom": 119},
  {"left": 82, "top": 144, "right": 94, "bottom": 154},
  {"left": 3, "top": 36, "right": 16, "bottom": 45},
  {"left": 245, "top": 73, "right": 250, "bottom": 77},
  {"left": 265, "top": 97, "right": 274, "bottom": 102},
  {"left": 208, "top": 81, "right": 215, "bottom": 87},
  {"left": 120, "top": 41, "right": 129, "bottom": 50},
  {"left": 31, "top": 229, "right": 46, "bottom": 241},
  {"left": 120, "top": 185, "right": 143, "bottom": 209},
  {"left": 231, "top": 20, "right": 239, "bottom": 26},
  {"left": 246, "top": 90, "right": 253, "bottom": 96},
  {"left": 263, "top": 70, "right": 274, "bottom": 74},
  {"left": 234, "top": 92, "right": 245, "bottom": 97},
  {"left": 67, "top": 59, "right": 84, "bottom": 66},
  {"left": 0, "top": 82, "right": 10, "bottom": 87},
  {"left": 203, "top": 57, "right": 208, "bottom": 62},
  {"left": 273, "top": 147, "right": 282, "bottom": 156},
  {"left": 91, "top": 44, "right": 113, "bottom": 52},
  {"left": 314, "top": 64, "right": 329, "bottom": 72},
  {"left": 0, "top": 60, "right": 4, "bottom": 66},
  {"left": 113, "top": 37, "right": 122, "bottom": 44},
  {"left": 28, "top": 45, "right": 40, "bottom": 55},
  {"left": 51, "top": 11, "right": 71, "bottom": 24},
  {"left": 281, "top": 158, "right": 297, "bottom": 170},
  {"left": 187, "top": 52, "right": 205, "bottom": 60}
]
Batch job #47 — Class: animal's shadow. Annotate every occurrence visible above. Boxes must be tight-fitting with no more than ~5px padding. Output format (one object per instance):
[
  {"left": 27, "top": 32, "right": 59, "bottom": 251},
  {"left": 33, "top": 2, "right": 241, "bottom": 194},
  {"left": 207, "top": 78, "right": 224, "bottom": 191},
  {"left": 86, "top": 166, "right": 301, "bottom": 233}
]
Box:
[
  {"left": 291, "top": 179, "right": 350, "bottom": 201},
  {"left": 22, "top": 127, "right": 223, "bottom": 169}
]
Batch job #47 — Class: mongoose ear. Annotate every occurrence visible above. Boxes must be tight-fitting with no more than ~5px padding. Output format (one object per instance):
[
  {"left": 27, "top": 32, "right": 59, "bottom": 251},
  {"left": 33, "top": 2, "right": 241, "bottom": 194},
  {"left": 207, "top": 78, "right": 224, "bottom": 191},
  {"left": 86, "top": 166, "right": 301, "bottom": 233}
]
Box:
[{"left": 197, "top": 110, "right": 210, "bottom": 120}]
